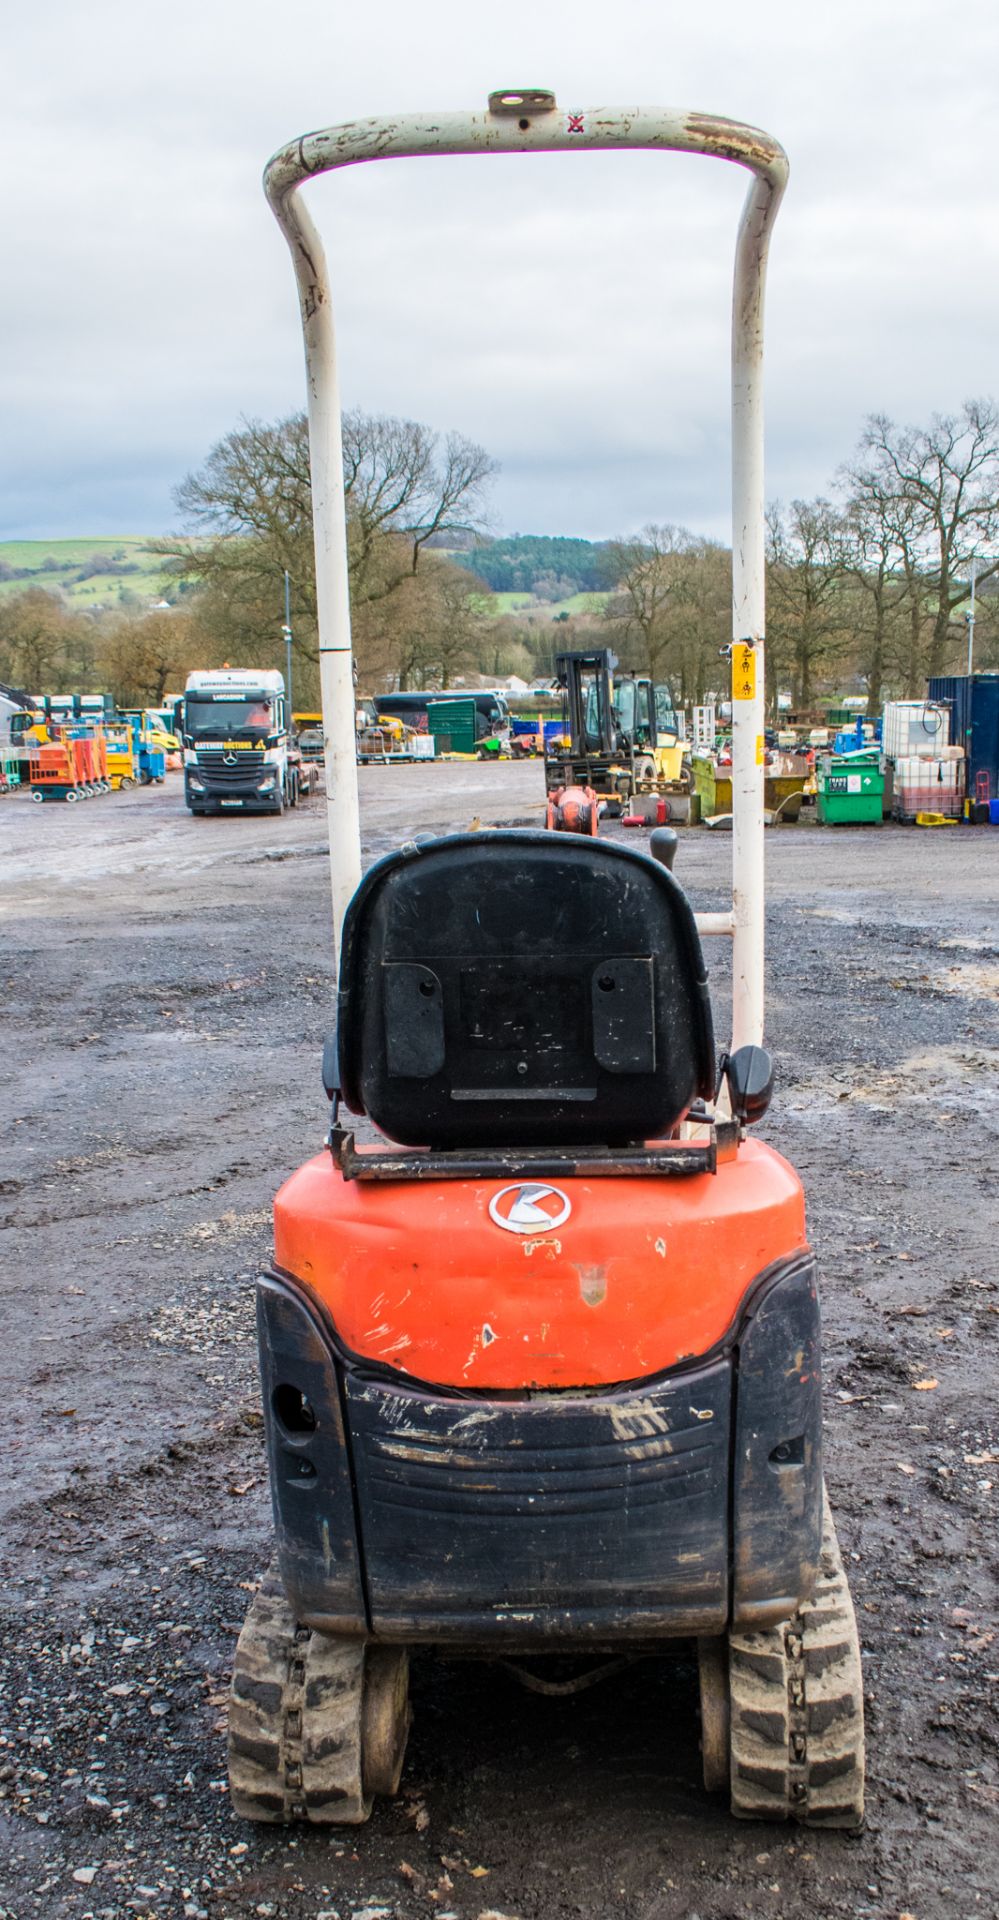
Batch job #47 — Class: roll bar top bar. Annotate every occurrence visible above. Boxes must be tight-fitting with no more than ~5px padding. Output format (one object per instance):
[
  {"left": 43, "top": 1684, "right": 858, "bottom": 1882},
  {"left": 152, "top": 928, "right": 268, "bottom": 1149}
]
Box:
[{"left": 264, "top": 93, "right": 788, "bottom": 1051}]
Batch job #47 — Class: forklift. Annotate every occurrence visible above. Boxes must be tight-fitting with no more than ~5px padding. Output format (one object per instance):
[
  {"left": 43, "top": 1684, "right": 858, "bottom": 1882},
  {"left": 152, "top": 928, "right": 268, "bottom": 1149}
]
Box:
[
  {"left": 227, "top": 90, "right": 865, "bottom": 1830},
  {"left": 545, "top": 647, "right": 685, "bottom": 809}
]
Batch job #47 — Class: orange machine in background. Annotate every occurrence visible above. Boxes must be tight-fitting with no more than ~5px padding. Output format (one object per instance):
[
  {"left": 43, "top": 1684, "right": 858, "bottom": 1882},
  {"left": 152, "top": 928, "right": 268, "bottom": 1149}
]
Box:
[{"left": 28, "top": 722, "right": 112, "bottom": 802}]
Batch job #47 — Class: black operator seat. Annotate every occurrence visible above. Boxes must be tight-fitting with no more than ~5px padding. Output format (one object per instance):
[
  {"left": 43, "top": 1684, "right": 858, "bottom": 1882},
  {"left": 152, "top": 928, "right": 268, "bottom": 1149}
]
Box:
[{"left": 335, "top": 831, "right": 715, "bottom": 1150}]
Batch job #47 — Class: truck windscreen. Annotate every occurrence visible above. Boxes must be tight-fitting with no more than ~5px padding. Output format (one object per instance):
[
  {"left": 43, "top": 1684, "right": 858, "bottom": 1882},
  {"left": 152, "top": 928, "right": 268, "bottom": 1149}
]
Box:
[{"left": 185, "top": 697, "right": 275, "bottom": 739}]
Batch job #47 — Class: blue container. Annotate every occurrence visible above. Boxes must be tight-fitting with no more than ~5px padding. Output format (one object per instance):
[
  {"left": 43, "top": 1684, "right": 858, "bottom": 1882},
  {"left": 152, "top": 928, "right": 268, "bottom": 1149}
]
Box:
[
  {"left": 990, "top": 798, "right": 999, "bottom": 825},
  {"left": 928, "top": 674, "right": 999, "bottom": 804}
]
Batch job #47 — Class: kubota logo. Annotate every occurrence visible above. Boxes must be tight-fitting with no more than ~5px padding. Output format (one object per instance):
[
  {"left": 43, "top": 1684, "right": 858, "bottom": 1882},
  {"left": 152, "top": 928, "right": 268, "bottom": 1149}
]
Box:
[{"left": 488, "top": 1183, "right": 571, "bottom": 1235}]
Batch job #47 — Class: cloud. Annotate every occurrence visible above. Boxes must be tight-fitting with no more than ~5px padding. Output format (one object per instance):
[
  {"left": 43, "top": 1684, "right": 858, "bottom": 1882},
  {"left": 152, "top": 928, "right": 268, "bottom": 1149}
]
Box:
[{"left": 4, "top": 0, "right": 998, "bottom": 539}]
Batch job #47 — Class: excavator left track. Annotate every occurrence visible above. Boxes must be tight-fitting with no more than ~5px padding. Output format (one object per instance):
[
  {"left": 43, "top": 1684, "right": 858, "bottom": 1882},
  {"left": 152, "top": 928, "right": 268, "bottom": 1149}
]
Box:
[{"left": 228, "top": 1563, "right": 410, "bottom": 1825}]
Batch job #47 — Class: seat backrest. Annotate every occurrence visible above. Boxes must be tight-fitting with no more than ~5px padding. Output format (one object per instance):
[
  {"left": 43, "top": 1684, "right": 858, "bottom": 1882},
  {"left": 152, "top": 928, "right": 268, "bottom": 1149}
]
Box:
[{"left": 336, "top": 831, "right": 715, "bottom": 1149}]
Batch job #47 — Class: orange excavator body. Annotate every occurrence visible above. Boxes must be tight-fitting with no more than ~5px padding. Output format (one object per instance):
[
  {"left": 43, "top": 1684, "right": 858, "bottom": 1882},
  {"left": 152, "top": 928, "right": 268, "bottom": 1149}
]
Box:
[{"left": 273, "top": 1138, "right": 806, "bottom": 1392}]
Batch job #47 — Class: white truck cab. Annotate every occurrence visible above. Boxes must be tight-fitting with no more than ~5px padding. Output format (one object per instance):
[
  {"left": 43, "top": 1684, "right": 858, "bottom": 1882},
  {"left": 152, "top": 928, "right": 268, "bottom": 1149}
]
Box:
[{"left": 182, "top": 668, "right": 299, "bottom": 815}]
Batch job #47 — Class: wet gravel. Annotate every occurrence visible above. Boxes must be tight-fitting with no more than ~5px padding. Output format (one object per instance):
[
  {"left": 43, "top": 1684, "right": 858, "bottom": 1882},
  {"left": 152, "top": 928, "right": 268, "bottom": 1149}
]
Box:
[{"left": 1, "top": 766, "right": 997, "bottom": 1920}]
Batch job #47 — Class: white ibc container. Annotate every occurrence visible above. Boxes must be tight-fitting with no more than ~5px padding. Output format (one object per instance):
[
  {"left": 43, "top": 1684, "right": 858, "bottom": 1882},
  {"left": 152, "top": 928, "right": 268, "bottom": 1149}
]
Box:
[
  {"left": 894, "top": 750, "right": 964, "bottom": 819},
  {"left": 882, "top": 701, "right": 950, "bottom": 759}
]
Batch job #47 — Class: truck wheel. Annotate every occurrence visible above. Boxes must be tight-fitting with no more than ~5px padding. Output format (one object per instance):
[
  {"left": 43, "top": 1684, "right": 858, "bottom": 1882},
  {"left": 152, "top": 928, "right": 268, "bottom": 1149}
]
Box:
[
  {"left": 725, "top": 1489, "right": 865, "bottom": 1828},
  {"left": 228, "top": 1561, "right": 410, "bottom": 1824},
  {"left": 31, "top": 790, "right": 45, "bottom": 803},
  {"left": 139, "top": 769, "right": 152, "bottom": 786}
]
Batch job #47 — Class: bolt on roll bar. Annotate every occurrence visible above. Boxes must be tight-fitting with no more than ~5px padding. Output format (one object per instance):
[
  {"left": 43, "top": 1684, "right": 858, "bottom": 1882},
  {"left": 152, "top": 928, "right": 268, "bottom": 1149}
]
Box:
[{"left": 264, "top": 92, "right": 788, "bottom": 1051}]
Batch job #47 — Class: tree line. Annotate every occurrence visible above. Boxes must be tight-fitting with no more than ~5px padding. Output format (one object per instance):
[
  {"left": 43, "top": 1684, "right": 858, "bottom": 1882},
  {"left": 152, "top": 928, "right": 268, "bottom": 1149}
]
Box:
[
  {"left": 591, "top": 401, "right": 999, "bottom": 710},
  {"left": 467, "top": 534, "right": 609, "bottom": 597},
  {"left": 2, "top": 398, "right": 998, "bottom": 713}
]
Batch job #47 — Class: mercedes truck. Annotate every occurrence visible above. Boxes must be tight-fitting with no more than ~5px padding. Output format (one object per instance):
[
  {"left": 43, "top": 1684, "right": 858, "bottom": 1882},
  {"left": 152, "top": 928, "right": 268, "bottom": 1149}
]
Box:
[{"left": 181, "top": 668, "right": 308, "bottom": 815}]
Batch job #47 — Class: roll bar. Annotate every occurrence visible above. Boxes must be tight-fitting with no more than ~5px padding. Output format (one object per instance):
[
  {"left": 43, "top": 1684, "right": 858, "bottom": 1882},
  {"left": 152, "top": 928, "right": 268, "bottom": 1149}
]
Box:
[{"left": 264, "top": 92, "right": 788, "bottom": 1050}]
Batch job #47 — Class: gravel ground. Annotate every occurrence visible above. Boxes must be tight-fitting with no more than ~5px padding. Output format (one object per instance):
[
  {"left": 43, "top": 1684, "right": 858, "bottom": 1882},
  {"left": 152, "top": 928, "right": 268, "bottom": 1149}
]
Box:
[{"left": 1, "top": 764, "right": 997, "bottom": 1920}]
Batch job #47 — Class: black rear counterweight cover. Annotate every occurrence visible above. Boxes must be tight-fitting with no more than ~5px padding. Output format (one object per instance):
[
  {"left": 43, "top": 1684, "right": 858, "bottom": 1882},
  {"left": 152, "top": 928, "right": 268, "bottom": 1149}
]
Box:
[{"left": 255, "top": 1257, "right": 822, "bottom": 1642}]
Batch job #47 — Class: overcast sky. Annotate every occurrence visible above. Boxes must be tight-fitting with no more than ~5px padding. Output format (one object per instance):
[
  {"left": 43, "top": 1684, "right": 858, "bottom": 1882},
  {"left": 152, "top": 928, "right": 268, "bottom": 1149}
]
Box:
[{"left": 4, "top": 0, "right": 998, "bottom": 546}]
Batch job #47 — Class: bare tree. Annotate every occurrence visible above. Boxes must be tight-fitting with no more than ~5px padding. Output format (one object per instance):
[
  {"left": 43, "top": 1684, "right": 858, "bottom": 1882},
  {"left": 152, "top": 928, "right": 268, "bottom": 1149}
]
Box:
[
  {"left": 162, "top": 406, "right": 495, "bottom": 624},
  {"left": 173, "top": 414, "right": 313, "bottom": 556},
  {"left": 857, "top": 400, "right": 999, "bottom": 678},
  {"left": 657, "top": 539, "right": 731, "bottom": 705},
  {"left": 97, "top": 611, "right": 200, "bottom": 706},
  {"left": 348, "top": 556, "right": 496, "bottom": 693},
  {"left": 0, "top": 589, "right": 95, "bottom": 695},
  {"left": 971, "top": 575, "right": 999, "bottom": 670},
  {"left": 766, "top": 499, "right": 846, "bottom": 710},
  {"left": 835, "top": 474, "right": 919, "bottom": 710},
  {"left": 602, "top": 525, "right": 696, "bottom": 681},
  {"left": 342, "top": 415, "right": 497, "bottom": 584},
  {"left": 420, "top": 563, "right": 494, "bottom": 689}
]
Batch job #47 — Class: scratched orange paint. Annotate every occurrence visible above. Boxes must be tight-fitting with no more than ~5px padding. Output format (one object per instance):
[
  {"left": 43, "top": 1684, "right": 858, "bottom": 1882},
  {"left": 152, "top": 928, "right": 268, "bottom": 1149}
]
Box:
[{"left": 273, "top": 1139, "right": 807, "bottom": 1390}]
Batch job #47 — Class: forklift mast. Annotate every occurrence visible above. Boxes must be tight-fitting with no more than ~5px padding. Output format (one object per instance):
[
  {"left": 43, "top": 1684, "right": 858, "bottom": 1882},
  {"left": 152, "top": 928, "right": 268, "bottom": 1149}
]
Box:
[
  {"left": 554, "top": 648, "right": 679, "bottom": 758},
  {"left": 554, "top": 648, "right": 618, "bottom": 756}
]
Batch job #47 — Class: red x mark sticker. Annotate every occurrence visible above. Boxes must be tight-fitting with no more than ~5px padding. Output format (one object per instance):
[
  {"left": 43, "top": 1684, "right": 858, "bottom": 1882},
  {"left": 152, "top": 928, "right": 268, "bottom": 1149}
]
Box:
[{"left": 567, "top": 113, "right": 585, "bottom": 133}]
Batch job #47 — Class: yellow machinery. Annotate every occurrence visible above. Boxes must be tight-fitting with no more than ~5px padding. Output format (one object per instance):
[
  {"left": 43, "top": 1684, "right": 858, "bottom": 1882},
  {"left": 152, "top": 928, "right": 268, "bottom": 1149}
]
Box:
[
  {"left": 545, "top": 649, "right": 685, "bottom": 810},
  {"left": 106, "top": 727, "right": 138, "bottom": 789}
]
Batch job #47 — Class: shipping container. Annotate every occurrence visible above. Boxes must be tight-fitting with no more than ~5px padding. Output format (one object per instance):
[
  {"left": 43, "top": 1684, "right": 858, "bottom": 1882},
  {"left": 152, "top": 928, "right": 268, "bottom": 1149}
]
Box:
[{"left": 928, "top": 675, "right": 999, "bottom": 805}]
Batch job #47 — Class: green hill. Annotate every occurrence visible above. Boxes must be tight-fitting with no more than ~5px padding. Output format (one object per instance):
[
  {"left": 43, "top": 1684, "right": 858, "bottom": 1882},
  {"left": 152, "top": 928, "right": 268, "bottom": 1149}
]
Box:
[
  {"left": 0, "top": 538, "right": 173, "bottom": 608},
  {"left": 0, "top": 536, "right": 612, "bottom": 624}
]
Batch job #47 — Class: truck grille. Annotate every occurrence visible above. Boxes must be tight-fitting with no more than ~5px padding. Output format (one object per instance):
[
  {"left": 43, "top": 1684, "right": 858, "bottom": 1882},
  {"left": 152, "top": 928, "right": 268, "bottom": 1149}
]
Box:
[{"left": 196, "top": 750, "right": 265, "bottom": 788}]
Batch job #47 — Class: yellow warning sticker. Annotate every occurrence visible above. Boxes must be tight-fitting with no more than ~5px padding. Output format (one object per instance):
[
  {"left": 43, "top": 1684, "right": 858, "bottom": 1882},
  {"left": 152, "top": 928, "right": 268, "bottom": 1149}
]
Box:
[
  {"left": 732, "top": 643, "right": 756, "bottom": 701},
  {"left": 756, "top": 734, "right": 766, "bottom": 766}
]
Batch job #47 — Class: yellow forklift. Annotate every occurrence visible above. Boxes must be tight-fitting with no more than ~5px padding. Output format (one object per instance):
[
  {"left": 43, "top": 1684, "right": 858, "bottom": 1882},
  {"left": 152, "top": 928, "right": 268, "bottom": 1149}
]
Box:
[{"left": 545, "top": 647, "right": 685, "bottom": 813}]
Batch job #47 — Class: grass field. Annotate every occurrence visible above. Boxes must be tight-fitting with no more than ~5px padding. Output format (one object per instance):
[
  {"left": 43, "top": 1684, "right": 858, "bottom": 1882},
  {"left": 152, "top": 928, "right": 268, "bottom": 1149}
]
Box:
[
  {"left": 0, "top": 537, "right": 172, "bottom": 607},
  {"left": 493, "top": 591, "right": 537, "bottom": 612},
  {"left": 494, "top": 589, "right": 610, "bottom": 619},
  {"left": 0, "top": 541, "right": 611, "bottom": 622}
]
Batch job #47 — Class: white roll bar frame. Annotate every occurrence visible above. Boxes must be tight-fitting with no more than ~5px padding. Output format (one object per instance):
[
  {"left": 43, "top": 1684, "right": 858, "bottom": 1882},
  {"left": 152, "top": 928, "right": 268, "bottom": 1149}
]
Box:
[{"left": 264, "top": 93, "right": 787, "bottom": 1049}]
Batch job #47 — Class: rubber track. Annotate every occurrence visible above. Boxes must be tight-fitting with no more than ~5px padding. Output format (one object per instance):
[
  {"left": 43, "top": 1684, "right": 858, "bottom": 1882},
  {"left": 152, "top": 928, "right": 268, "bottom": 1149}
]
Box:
[
  {"left": 728, "top": 1489, "right": 865, "bottom": 1828},
  {"left": 228, "top": 1561, "right": 371, "bottom": 1825}
]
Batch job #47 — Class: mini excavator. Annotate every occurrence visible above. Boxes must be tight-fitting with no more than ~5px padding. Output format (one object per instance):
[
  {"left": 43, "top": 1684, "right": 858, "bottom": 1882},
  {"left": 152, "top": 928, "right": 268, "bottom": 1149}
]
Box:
[{"left": 227, "top": 89, "right": 865, "bottom": 1831}]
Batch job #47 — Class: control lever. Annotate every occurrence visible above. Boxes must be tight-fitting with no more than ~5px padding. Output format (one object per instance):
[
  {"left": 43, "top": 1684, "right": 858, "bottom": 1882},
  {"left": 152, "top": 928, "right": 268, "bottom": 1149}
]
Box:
[{"left": 649, "top": 826, "right": 678, "bottom": 872}]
